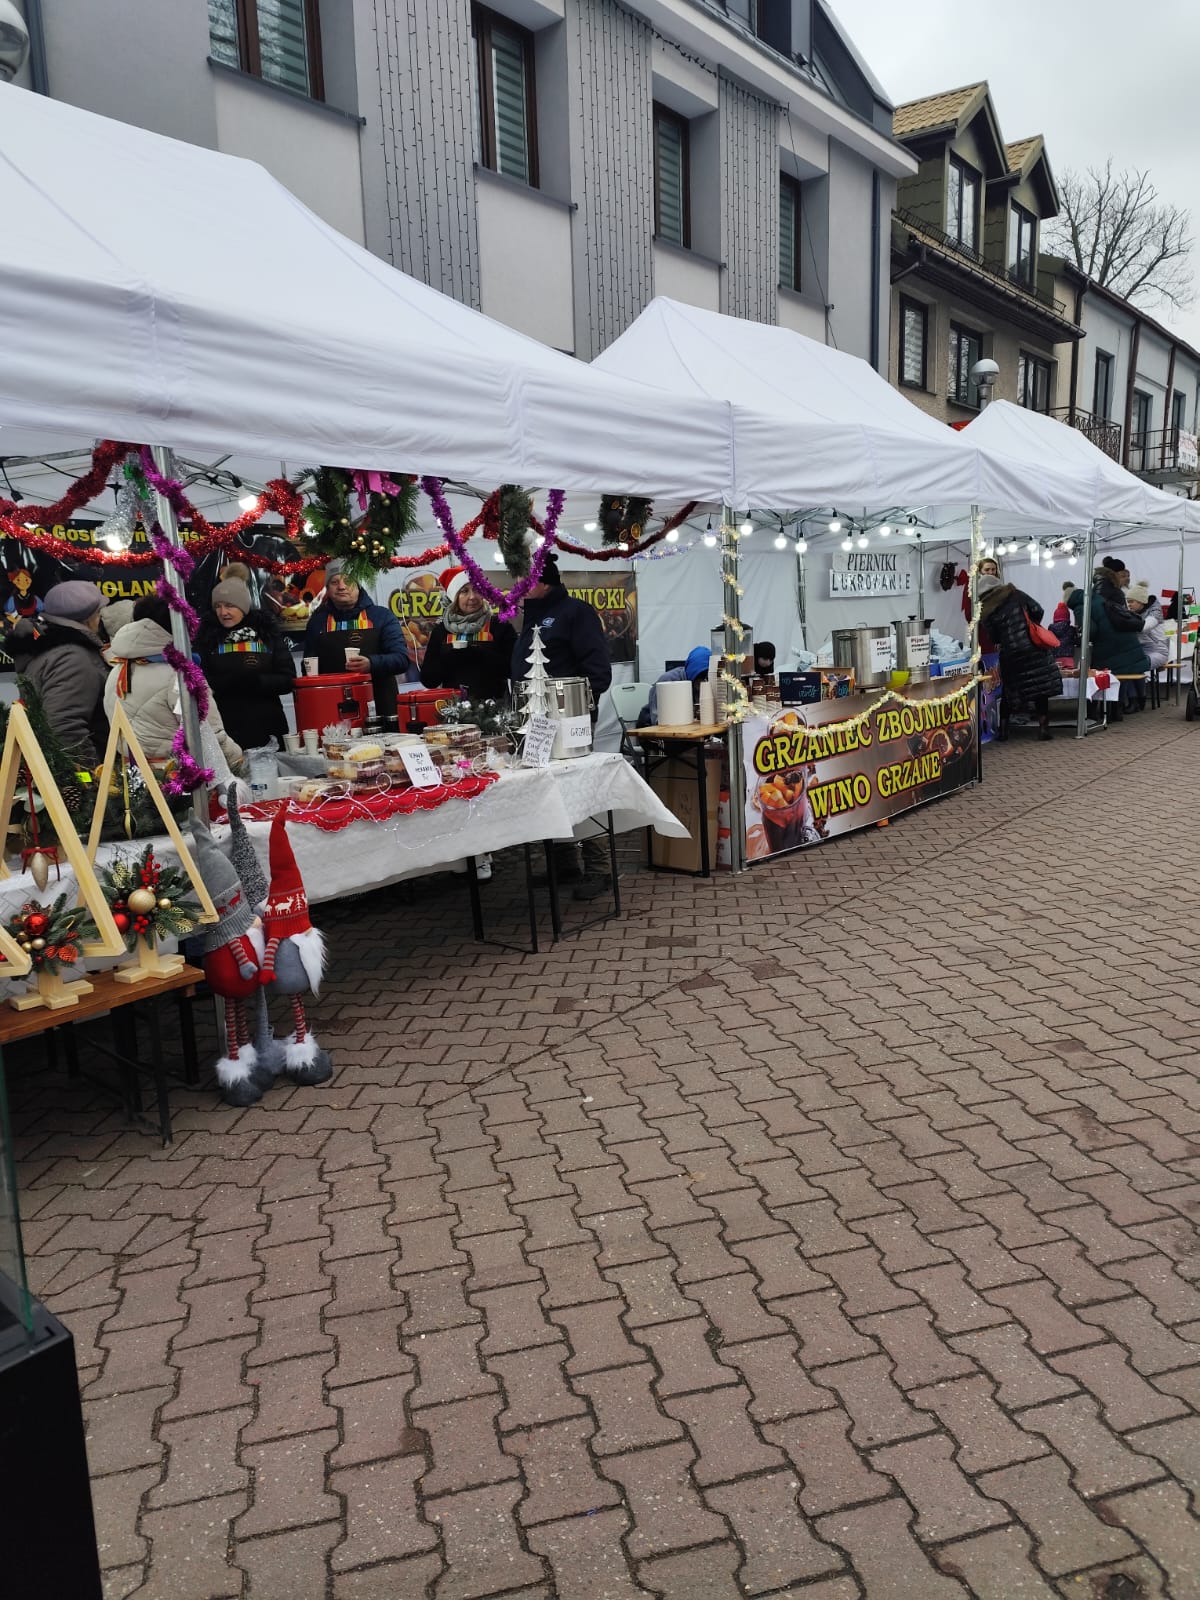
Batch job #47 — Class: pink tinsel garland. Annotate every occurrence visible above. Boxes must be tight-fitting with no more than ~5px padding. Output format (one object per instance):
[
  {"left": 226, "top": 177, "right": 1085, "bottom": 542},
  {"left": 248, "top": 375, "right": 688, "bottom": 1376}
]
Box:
[{"left": 422, "top": 478, "right": 563, "bottom": 623}]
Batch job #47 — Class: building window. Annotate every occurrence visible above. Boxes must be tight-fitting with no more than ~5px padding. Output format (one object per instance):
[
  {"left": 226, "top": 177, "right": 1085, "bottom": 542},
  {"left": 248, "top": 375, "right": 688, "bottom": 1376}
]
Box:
[
  {"left": 654, "top": 105, "right": 690, "bottom": 248},
  {"left": 949, "top": 322, "right": 984, "bottom": 407},
  {"left": 779, "top": 175, "right": 801, "bottom": 291},
  {"left": 1008, "top": 204, "right": 1036, "bottom": 285},
  {"left": 1017, "top": 352, "right": 1052, "bottom": 413},
  {"left": 1093, "top": 350, "right": 1114, "bottom": 420},
  {"left": 1172, "top": 389, "right": 1188, "bottom": 432},
  {"left": 947, "top": 156, "right": 980, "bottom": 253},
  {"left": 208, "top": 0, "right": 323, "bottom": 99},
  {"left": 1131, "top": 390, "right": 1152, "bottom": 469},
  {"left": 899, "top": 298, "right": 927, "bottom": 389},
  {"left": 473, "top": 6, "right": 538, "bottom": 187}
]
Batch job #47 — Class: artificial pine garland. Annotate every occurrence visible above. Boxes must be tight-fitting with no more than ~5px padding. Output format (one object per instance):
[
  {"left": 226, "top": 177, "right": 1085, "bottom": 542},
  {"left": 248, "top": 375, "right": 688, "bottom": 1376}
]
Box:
[
  {"left": 496, "top": 485, "right": 534, "bottom": 577},
  {"left": 99, "top": 845, "right": 199, "bottom": 949},
  {"left": 305, "top": 467, "right": 420, "bottom": 586},
  {"left": 5, "top": 893, "right": 98, "bottom": 972}
]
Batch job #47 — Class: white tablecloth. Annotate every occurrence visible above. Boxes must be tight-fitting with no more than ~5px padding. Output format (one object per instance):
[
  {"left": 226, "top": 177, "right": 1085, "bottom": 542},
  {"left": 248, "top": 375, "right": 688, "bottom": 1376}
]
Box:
[{"left": 0, "top": 754, "right": 688, "bottom": 918}]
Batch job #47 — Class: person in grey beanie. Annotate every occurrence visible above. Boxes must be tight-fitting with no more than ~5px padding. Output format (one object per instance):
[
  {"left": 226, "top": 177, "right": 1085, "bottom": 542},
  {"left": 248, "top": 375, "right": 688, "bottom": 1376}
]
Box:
[
  {"left": 15, "top": 579, "right": 110, "bottom": 766},
  {"left": 196, "top": 573, "right": 295, "bottom": 750}
]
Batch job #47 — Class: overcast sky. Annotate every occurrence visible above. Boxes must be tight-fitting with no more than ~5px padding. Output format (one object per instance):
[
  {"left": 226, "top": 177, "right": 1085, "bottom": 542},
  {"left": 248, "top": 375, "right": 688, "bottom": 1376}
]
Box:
[{"left": 829, "top": 0, "right": 1200, "bottom": 349}]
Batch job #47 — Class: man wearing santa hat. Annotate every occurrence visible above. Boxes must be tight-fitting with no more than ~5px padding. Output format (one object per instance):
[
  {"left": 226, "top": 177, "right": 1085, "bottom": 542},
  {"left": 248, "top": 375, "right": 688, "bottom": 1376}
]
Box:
[{"left": 419, "top": 566, "right": 517, "bottom": 704}]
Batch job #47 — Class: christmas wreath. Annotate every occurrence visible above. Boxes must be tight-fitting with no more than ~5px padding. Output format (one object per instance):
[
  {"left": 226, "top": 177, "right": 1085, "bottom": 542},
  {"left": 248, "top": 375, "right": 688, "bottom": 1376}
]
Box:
[
  {"left": 5, "top": 894, "right": 98, "bottom": 972},
  {"left": 305, "top": 467, "right": 420, "bottom": 585},
  {"left": 597, "top": 495, "right": 653, "bottom": 548},
  {"left": 98, "top": 845, "right": 199, "bottom": 949}
]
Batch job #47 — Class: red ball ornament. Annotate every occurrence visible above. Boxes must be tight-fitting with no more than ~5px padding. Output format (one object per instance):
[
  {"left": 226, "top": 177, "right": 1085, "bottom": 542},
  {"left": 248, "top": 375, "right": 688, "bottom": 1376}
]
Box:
[
  {"left": 25, "top": 913, "right": 49, "bottom": 937},
  {"left": 113, "top": 913, "right": 129, "bottom": 933}
]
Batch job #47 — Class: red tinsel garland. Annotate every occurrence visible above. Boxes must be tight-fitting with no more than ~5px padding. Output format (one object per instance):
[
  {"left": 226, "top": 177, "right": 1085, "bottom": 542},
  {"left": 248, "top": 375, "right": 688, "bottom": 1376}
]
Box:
[{"left": 0, "top": 442, "right": 699, "bottom": 573}]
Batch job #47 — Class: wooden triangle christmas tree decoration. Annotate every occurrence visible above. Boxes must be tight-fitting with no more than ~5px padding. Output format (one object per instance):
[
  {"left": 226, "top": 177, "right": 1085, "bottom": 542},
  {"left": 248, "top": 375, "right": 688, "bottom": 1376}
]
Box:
[
  {"left": 0, "top": 921, "right": 33, "bottom": 980},
  {"left": 0, "top": 702, "right": 127, "bottom": 957},
  {"left": 86, "top": 701, "right": 218, "bottom": 931}
]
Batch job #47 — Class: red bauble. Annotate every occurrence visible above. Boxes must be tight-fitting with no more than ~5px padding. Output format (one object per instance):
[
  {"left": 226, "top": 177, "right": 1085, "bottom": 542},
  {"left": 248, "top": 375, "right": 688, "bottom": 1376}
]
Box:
[
  {"left": 24, "top": 913, "right": 49, "bottom": 937},
  {"left": 113, "top": 913, "right": 130, "bottom": 933}
]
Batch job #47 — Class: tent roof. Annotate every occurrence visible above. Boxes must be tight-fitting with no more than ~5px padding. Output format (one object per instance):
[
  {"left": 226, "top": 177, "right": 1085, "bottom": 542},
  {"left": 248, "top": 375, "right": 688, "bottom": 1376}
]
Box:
[
  {"left": 0, "top": 86, "right": 732, "bottom": 499},
  {"left": 967, "top": 401, "right": 1200, "bottom": 534},
  {"left": 594, "top": 298, "right": 997, "bottom": 513}
]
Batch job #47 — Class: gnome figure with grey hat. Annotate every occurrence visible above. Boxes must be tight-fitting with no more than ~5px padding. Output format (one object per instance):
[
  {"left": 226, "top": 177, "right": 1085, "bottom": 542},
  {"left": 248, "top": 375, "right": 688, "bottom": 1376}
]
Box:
[
  {"left": 225, "top": 791, "right": 334, "bottom": 1089},
  {"left": 188, "top": 821, "right": 272, "bottom": 1107}
]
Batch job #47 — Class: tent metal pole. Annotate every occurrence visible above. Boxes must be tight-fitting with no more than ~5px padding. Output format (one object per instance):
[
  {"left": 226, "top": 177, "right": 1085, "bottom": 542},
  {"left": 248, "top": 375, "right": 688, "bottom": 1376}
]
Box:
[
  {"left": 723, "top": 505, "right": 748, "bottom": 873},
  {"left": 917, "top": 535, "right": 926, "bottom": 622},
  {"left": 796, "top": 541, "right": 808, "bottom": 649},
  {"left": 149, "top": 445, "right": 209, "bottom": 825},
  {"left": 1177, "top": 536, "right": 1185, "bottom": 674},
  {"left": 969, "top": 506, "right": 982, "bottom": 782},
  {"left": 1075, "top": 523, "right": 1096, "bottom": 740}
]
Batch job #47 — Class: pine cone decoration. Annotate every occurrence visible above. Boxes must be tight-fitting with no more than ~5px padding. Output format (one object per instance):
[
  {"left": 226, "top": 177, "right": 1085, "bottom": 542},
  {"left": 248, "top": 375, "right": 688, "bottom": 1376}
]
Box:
[{"left": 61, "top": 781, "right": 85, "bottom": 815}]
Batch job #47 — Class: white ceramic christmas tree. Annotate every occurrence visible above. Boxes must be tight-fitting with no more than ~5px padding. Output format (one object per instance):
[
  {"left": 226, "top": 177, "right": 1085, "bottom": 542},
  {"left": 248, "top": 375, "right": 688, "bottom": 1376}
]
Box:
[{"left": 519, "top": 625, "right": 553, "bottom": 732}]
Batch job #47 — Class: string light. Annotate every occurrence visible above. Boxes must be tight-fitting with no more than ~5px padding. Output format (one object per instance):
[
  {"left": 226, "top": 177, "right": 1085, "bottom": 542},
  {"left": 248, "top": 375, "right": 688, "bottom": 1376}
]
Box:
[
  {"left": 493, "top": 549, "right": 505, "bottom": 564},
  {"left": 703, "top": 530, "right": 717, "bottom": 548},
  {"left": 237, "top": 494, "right": 261, "bottom": 512},
  {"left": 828, "top": 518, "right": 842, "bottom": 534},
  {"left": 879, "top": 524, "right": 892, "bottom": 537},
  {"left": 904, "top": 526, "right": 916, "bottom": 537},
  {"left": 856, "top": 534, "right": 869, "bottom": 548},
  {"left": 1045, "top": 556, "right": 1055, "bottom": 569},
  {"left": 840, "top": 537, "right": 853, "bottom": 552},
  {"left": 740, "top": 519, "right": 753, "bottom": 537},
  {"left": 583, "top": 521, "right": 597, "bottom": 533},
  {"left": 774, "top": 533, "right": 787, "bottom": 549},
  {"left": 794, "top": 539, "right": 808, "bottom": 554},
  {"left": 666, "top": 528, "right": 680, "bottom": 542}
]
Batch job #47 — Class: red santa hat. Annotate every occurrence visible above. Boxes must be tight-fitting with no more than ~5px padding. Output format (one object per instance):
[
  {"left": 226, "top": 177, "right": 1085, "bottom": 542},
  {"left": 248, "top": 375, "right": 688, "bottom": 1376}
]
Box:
[
  {"left": 439, "top": 566, "right": 470, "bottom": 605},
  {"left": 264, "top": 805, "right": 311, "bottom": 942}
]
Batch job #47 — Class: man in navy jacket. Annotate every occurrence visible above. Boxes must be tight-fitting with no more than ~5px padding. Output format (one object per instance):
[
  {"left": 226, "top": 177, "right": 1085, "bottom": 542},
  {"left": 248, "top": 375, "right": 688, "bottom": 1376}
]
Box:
[{"left": 511, "top": 556, "right": 613, "bottom": 898}]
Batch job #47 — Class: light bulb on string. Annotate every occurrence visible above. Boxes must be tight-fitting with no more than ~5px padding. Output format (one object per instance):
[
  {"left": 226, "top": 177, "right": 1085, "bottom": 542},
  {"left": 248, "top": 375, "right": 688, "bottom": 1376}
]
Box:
[
  {"left": 1068, "top": 554, "right": 1078, "bottom": 566},
  {"left": 493, "top": 549, "right": 505, "bottom": 565},
  {"left": 238, "top": 494, "right": 260, "bottom": 513},
  {"left": 666, "top": 528, "right": 679, "bottom": 543},
  {"left": 583, "top": 521, "right": 597, "bottom": 533},
  {"left": 1045, "top": 556, "right": 1055, "bottom": 569},
  {"left": 840, "top": 537, "right": 853, "bottom": 552},
  {"left": 856, "top": 534, "right": 869, "bottom": 548},
  {"left": 828, "top": 518, "right": 842, "bottom": 534},
  {"left": 904, "top": 526, "right": 916, "bottom": 537},
  {"left": 773, "top": 533, "right": 787, "bottom": 549},
  {"left": 703, "top": 531, "right": 717, "bottom": 548},
  {"left": 740, "top": 519, "right": 753, "bottom": 538},
  {"left": 879, "top": 524, "right": 892, "bottom": 537},
  {"left": 794, "top": 539, "right": 808, "bottom": 554}
]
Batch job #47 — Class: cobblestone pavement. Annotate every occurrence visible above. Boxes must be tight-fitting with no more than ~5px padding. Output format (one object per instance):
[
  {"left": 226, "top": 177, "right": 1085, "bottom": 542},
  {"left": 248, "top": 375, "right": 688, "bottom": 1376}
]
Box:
[{"left": 11, "top": 709, "right": 1200, "bottom": 1599}]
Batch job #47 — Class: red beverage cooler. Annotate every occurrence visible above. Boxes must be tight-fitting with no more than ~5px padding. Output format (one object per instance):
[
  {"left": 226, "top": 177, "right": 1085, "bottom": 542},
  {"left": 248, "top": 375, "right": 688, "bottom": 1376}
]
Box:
[
  {"left": 293, "top": 673, "right": 373, "bottom": 734},
  {"left": 396, "top": 687, "right": 461, "bottom": 731}
]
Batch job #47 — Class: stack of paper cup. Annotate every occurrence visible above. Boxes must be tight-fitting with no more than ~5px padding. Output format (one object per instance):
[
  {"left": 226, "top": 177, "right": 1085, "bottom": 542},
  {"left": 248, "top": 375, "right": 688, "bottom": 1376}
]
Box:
[
  {"left": 657, "top": 679, "right": 695, "bottom": 728},
  {"left": 697, "top": 682, "right": 716, "bottom": 724}
]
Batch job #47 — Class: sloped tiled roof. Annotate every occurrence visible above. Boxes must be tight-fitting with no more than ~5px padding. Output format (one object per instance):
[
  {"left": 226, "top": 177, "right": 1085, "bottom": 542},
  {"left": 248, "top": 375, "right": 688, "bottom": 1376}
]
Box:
[
  {"left": 1005, "top": 137, "right": 1041, "bottom": 174},
  {"left": 892, "top": 83, "right": 986, "bottom": 138}
]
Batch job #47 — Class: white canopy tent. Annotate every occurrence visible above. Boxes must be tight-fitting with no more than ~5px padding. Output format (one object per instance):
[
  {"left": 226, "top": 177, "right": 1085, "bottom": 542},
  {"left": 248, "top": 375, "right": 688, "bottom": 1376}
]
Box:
[{"left": 0, "top": 86, "right": 732, "bottom": 500}]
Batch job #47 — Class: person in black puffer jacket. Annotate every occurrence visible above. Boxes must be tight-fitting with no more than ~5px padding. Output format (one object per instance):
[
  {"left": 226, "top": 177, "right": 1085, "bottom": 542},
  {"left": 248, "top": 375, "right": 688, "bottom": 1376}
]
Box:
[
  {"left": 14, "top": 580, "right": 110, "bottom": 766},
  {"left": 977, "top": 573, "right": 1062, "bottom": 741},
  {"left": 196, "top": 577, "right": 295, "bottom": 751}
]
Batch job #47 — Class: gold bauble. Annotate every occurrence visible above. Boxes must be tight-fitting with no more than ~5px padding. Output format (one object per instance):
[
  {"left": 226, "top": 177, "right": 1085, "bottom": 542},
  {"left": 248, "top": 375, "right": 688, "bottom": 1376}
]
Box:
[
  {"left": 127, "top": 887, "right": 157, "bottom": 914},
  {"left": 31, "top": 938, "right": 45, "bottom": 951},
  {"left": 157, "top": 897, "right": 172, "bottom": 909}
]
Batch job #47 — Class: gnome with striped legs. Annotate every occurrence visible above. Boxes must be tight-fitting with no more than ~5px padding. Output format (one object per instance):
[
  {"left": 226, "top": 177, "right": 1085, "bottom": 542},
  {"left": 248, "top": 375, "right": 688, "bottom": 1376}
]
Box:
[{"left": 257, "top": 804, "right": 333, "bottom": 1086}]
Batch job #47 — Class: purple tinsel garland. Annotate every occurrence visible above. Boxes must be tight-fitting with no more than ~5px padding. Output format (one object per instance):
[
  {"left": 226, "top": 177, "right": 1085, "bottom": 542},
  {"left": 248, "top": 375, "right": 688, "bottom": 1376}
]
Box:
[
  {"left": 145, "top": 507, "right": 215, "bottom": 794},
  {"left": 421, "top": 478, "right": 564, "bottom": 624}
]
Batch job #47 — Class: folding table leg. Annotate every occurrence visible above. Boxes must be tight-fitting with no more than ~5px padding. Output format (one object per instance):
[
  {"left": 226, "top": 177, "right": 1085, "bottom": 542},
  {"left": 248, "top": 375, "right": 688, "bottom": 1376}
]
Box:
[
  {"left": 543, "top": 841, "right": 562, "bottom": 944},
  {"left": 113, "top": 1009, "right": 141, "bottom": 1117},
  {"left": 64, "top": 1024, "right": 80, "bottom": 1081},
  {"left": 177, "top": 990, "right": 199, "bottom": 1085},
  {"left": 607, "top": 811, "right": 621, "bottom": 916},
  {"left": 524, "top": 844, "right": 540, "bottom": 954},
  {"left": 466, "top": 856, "right": 484, "bottom": 941}
]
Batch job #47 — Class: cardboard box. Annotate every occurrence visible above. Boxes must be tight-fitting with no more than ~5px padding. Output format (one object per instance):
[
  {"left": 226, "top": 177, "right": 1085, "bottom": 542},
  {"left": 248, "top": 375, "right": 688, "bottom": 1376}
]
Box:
[{"left": 649, "top": 754, "right": 723, "bottom": 873}]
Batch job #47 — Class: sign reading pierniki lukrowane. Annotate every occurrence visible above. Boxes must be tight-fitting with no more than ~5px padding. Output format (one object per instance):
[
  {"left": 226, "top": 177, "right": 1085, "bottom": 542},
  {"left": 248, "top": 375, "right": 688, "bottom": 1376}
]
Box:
[
  {"left": 829, "top": 550, "right": 913, "bottom": 598},
  {"left": 741, "top": 680, "right": 976, "bottom": 861}
]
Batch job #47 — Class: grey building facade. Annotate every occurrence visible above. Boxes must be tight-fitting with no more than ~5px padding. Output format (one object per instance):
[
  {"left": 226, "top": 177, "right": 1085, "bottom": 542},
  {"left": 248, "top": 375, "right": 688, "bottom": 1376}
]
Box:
[{"left": 8, "top": 0, "right": 912, "bottom": 365}]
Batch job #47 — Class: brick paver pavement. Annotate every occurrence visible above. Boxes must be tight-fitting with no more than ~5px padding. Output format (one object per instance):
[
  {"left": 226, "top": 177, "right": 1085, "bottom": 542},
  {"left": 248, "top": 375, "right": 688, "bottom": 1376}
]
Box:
[{"left": 11, "top": 710, "right": 1200, "bottom": 1599}]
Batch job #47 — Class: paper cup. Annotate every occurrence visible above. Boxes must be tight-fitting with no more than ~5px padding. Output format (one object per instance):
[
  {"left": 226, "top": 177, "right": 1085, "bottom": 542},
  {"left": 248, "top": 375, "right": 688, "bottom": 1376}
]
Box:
[
  {"left": 283, "top": 732, "right": 301, "bottom": 753},
  {"left": 303, "top": 657, "right": 319, "bottom": 676},
  {"left": 302, "top": 729, "right": 320, "bottom": 754}
]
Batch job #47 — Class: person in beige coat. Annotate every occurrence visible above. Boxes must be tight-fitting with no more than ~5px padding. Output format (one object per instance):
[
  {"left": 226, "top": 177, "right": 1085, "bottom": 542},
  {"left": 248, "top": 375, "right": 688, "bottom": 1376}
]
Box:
[{"left": 104, "top": 597, "right": 243, "bottom": 774}]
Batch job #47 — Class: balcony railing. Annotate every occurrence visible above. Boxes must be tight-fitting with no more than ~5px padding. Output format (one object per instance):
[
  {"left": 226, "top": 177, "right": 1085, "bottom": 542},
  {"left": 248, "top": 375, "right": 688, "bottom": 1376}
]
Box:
[
  {"left": 1051, "top": 407, "right": 1123, "bottom": 462},
  {"left": 1128, "top": 426, "right": 1199, "bottom": 477},
  {"left": 896, "top": 209, "right": 1068, "bottom": 316}
]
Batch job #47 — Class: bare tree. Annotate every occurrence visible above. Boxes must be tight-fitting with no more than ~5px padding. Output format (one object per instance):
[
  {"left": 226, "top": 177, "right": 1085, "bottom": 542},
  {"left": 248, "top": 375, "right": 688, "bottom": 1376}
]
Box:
[{"left": 1047, "top": 160, "right": 1195, "bottom": 312}]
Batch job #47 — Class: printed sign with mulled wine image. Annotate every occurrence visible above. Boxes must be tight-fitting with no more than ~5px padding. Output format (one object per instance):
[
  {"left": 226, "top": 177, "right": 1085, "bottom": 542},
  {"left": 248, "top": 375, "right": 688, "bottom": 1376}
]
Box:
[{"left": 741, "top": 681, "right": 977, "bottom": 861}]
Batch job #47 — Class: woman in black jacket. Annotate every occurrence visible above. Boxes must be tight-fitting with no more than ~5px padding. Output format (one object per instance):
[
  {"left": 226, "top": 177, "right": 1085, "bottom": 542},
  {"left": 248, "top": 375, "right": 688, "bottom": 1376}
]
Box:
[
  {"left": 196, "top": 576, "right": 295, "bottom": 750},
  {"left": 420, "top": 567, "right": 516, "bottom": 704},
  {"left": 977, "top": 573, "right": 1062, "bottom": 741}
]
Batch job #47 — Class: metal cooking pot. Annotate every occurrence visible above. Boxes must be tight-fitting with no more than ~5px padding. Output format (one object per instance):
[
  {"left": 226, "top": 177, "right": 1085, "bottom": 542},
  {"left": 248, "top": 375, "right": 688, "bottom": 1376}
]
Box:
[
  {"left": 893, "top": 617, "right": 933, "bottom": 684},
  {"left": 832, "top": 626, "right": 895, "bottom": 689},
  {"left": 515, "top": 676, "right": 594, "bottom": 759}
]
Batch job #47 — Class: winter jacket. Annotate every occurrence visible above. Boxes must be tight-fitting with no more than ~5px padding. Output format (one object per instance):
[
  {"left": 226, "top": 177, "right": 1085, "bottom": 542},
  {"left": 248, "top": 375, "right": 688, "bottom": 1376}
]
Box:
[
  {"left": 16, "top": 619, "right": 110, "bottom": 767},
  {"left": 103, "top": 617, "right": 243, "bottom": 769},
  {"left": 977, "top": 584, "right": 1063, "bottom": 704},
  {"left": 303, "top": 593, "right": 408, "bottom": 718},
  {"left": 420, "top": 616, "right": 517, "bottom": 704},
  {"left": 1137, "top": 597, "right": 1169, "bottom": 670},
  {"left": 196, "top": 608, "right": 295, "bottom": 750},
  {"left": 1068, "top": 571, "right": 1149, "bottom": 676},
  {"left": 512, "top": 586, "right": 613, "bottom": 700}
]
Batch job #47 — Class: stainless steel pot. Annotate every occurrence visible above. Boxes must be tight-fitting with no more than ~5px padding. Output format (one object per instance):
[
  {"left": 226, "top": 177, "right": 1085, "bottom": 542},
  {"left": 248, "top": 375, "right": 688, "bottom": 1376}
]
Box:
[
  {"left": 515, "top": 676, "right": 594, "bottom": 758},
  {"left": 831, "top": 626, "right": 895, "bottom": 689},
  {"left": 893, "top": 618, "right": 933, "bottom": 684}
]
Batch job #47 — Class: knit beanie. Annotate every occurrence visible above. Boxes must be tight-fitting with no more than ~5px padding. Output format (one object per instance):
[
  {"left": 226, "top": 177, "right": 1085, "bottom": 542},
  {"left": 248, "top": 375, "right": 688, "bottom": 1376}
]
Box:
[
  {"left": 43, "top": 580, "right": 104, "bottom": 623},
  {"left": 212, "top": 577, "right": 252, "bottom": 614}
]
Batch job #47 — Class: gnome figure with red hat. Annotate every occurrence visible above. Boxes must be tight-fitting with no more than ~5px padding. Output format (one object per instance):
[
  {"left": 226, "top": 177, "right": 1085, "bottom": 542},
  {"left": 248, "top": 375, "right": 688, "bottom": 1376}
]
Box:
[
  {"left": 257, "top": 804, "right": 333, "bottom": 1086},
  {"left": 418, "top": 566, "right": 517, "bottom": 703}
]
